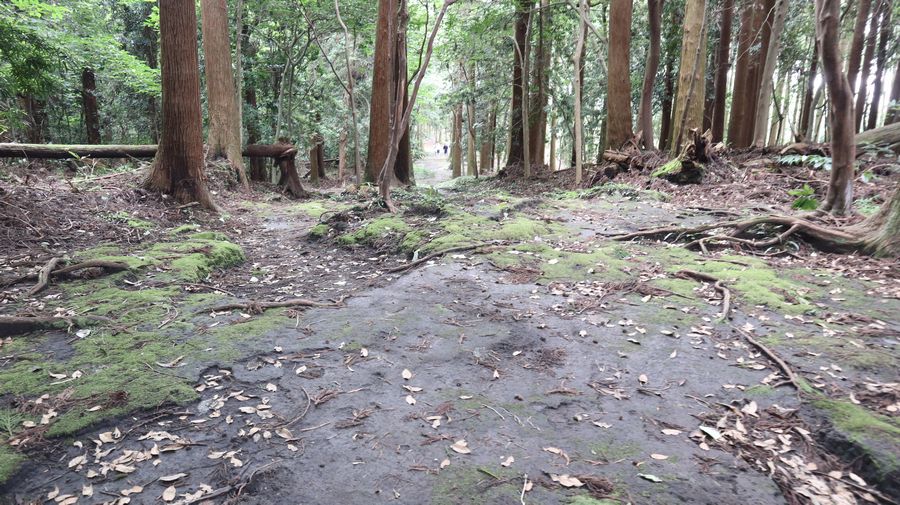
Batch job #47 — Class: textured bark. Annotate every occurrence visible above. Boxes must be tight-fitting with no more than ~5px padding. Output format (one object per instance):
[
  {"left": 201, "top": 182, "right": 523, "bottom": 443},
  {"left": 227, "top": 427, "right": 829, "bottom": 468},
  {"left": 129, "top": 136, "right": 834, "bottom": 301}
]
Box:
[
  {"left": 727, "top": 0, "right": 766, "bottom": 147},
  {"left": 854, "top": 0, "right": 879, "bottom": 132},
  {"left": 479, "top": 108, "right": 495, "bottom": 174},
  {"left": 366, "top": 0, "right": 397, "bottom": 182},
  {"left": 200, "top": 0, "right": 248, "bottom": 190},
  {"left": 659, "top": 56, "right": 675, "bottom": 151},
  {"left": 798, "top": 40, "right": 819, "bottom": 141},
  {"left": 144, "top": 0, "right": 215, "bottom": 209},
  {"left": 857, "top": 187, "right": 900, "bottom": 256},
  {"left": 451, "top": 104, "right": 462, "bottom": 178},
  {"left": 142, "top": 7, "right": 160, "bottom": 143},
  {"left": 528, "top": 0, "right": 551, "bottom": 161},
  {"left": 815, "top": 0, "right": 855, "bottom": 215},
  {"left": 394, "top": 0, "right": 412, "bottom": 185},
  {"left": 846, "top": 0, "right": 872, "bottom": 93},
  {"left": 866, "top": 1, "right": 891, "bottom": 131},
  {"left": 855, "top": 122, "right": 900, "bottom": 151},
  {"left": 670, "top": 0, "right": 708, "bottom": 154},
  {"left": 606, "top": 0, "right": 634, "bottom": 150},
  {"left": 752, "top": 0, "right": 789, "bottom": 146},
  {"left": 507, "top": 0, "right": 531, "bottom": 166},
  {"left": 245, "top": 73, "right": 266, "bottom": 180},
  {"left": 887, "top": 59, "right": 900, "bottom": 125},
  {"left": 19, "top": 96, "right": 47, "bottom": 144},
  {"left": 637, "top": 0, "right": 662, "bottom": 148},
  {"left": 466, "top": 100, "right": 478, "bottom": 176},
  {"left": 81, "top": 68, "right": 101, "bottom": 144},
  {"left": 574, "top": 0, "right": 588, "bottom": 184}
]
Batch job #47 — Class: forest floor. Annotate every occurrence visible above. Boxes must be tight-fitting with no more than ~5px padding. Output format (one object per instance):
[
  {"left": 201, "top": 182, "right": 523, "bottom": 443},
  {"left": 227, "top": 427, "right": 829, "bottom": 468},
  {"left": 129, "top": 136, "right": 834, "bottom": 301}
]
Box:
[{"left": 0, "top": 154, "right": 898, "bottom": 505}]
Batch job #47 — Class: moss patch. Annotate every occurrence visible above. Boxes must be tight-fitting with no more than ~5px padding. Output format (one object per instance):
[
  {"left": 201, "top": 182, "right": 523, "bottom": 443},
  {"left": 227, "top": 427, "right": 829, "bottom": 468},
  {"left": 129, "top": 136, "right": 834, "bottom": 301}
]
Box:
[
  {"left": 0, "top": 445, "right": 23, "bottom": 485},
  {"left": 569, "top": 497, "right": 620, "bottom": 505},
  {"left": 309, "top": 224, "right": 330, "bottom": 239},
  {"left": 431, "top": 465, "right": 518, "bottom": 504},
  {"left": 813, "top": 399, "right": 900, "bottom": 478}
]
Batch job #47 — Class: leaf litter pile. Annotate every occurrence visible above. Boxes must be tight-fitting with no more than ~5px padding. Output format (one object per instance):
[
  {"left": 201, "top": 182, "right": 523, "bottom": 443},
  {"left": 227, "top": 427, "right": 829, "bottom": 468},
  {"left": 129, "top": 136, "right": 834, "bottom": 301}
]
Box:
[{"left": 1, "top": 167, "right": 898, "bottom": 505}]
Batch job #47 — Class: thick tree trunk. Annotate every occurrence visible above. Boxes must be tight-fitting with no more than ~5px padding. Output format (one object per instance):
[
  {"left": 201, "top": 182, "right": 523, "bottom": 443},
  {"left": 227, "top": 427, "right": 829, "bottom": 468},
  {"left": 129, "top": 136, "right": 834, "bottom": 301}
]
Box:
[
  {"left": 245, "top": 79, "right": 267, "bottom": 181},
  {"left": 727, "top": 0, "right": 766, "bottom": 147},
  {"left": 507, "top": 0, "right": 531, "bottom": 167},
  {"left": 394, "top": 0, "right": 413, "bottom": 185},
  {"left": 548, "top": 113, "right": 557, "bottom": 171},
  {"left": 200, "top": 0, "right": 248, "bottom": 190},
  {"left": 887, "top": 59, "right": 900, "bottom": 125},
  {"left": 451, "top": 104, "right": 462, "bottom": 178},
  {"left": 752, "top": 0, "right": 789, "bottom": 146},
  {"left": 855, "top": 121, "right": 900, "bottom": 152},
  {"left": 145, "top": 0, "right": 216, "bottom": 209},
  {"left": 866, "top": 1, "right": 891, "bottom": 131},
  {"left": 815, "top": 0, "right": 855, "bottom": 215},
  {"left": 528, "top": 0, "right": 551, "bottom": 162},
  {"left": 846, "top": 0, "right": 872, "bottom": 93},
  {"left": 856, "top": 187, "right": 900, "bottom": 256},
  {"left": 670, "top": 0, "right": 708, "bottom": 154},
  {"left": 798, "top": 40, "right": 819, "bottom": 141},
  {"left": 854, "top": 1, "right": 879, "bottom": 132},
  {"left": 606, "top": 0, "right": 633, "bottom": 150},
  {"left": 81, "top": 68, "right": 101, "bottom": 144},
  {"left": 366, "top": 0, "right": 397, "bottom": 182},
  {"left": 637, "top": 0, "right": 662, "bottom": 149},
  {"left": 659, "top": 56, "right": 675, "bottom": 151}
]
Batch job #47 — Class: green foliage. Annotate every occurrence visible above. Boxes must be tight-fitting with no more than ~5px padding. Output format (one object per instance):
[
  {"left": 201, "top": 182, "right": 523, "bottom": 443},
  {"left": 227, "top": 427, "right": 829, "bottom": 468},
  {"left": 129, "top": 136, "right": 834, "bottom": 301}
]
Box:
[
  {"left": 777, "top": 154, "right": 832, "bottom": 171},
  {"left": 788, "top": 184, "right": 819, "bottom": 211}
]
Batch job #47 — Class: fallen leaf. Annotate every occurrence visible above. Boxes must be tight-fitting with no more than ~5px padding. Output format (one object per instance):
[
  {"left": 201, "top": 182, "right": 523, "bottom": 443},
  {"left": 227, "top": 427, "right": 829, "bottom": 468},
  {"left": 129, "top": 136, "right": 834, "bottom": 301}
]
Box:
[
  {"left": 661, "top": 429, "right": 682, "bottom": 436},
  {"left": 650, "top": 454, "right": 669, "bottom": 460},
  {"left": 48, "top": 486, "right": 60, "bottom": 500},
  {"left": 82, "top": 484, "right": 93, "bottom": 497},
  {"left": 156, "top": 356, "right": 184, "bottom": 368},
  {"left": 402, "top": 369, "right": 413, "bottom": 380},
  {"left": 639, "top": 374, "right": 648, "bottom": 384},
  {"left": 699, "top": 426, "right": 722, "bottom": 441},
  {"left": 265, "top": 383, "right": 277, "bottom": 392},
  {"left": 638, "top": 473, "right": 662, "bottom": 483},
  {"left": 450, "top": 440, "right": 471, "bottom": 454},
  {"left": 741, "top": 401, "right": 759, "bottom": 417},
  {"left": 550, "top": 474, "right": 583, "bottom": 488},
  {"left": 162, "top": 486, "right": 177, "bottom": 502},
  {"left": 440, "top": 458, "right": 450, "bottom": 469},
  {"left": 360, "top": 348, "right": 369, "bottom": 358},
  {"left": 405, "top": 395, "right": 416, "bottom": 405},
  {"left": 159, "top": 473, "right": 187, "bottom": 483},
  {"left": 501, "top": 456, "right": 514, "bottom": 467}
]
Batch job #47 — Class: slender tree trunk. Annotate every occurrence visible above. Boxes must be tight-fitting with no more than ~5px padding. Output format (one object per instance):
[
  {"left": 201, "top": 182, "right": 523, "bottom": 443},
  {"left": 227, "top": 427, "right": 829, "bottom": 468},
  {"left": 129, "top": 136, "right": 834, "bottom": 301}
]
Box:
[
  {"left": 507, "top": 0, "right": 532, "bottom": 167},
  {"left": 366, "top": 0, "right": 397, "bottom": 182},
  {"left": 854, "top": 0, "right": 879, "bottom": 132},
  {"left": 549, "top": 112, "right": 557, "bottom": 171},
  {"left": 574, "top": 0, "right": 588, "bottom": 184},
  {"left": 798, "top": 39, "right": 819, "bottom": 141},
  {"left": 394, "top": 0, "right": 413, "bottom": 185},
  {"left": 815, "top": 0, "right": 855, "bottom": 215},
  {"left": 201, "top": 0, "right": 249, "bottom": 190},
  {"left": 528, "top": 0, "right": 550, "bottom": 161},
  {"left": 659, "top": 56, "right": 675, "bottom": 151},
  {"left": 846, "top": 0, "right": 872, "bottom": 93},
  {"left": 309, "top": 136, "right": 320, "bottom": 186},
  {"left": 670, "top": 0, "right": 708, "bottom": 154},
  {"left": 752, "top": 0, "right": 789, "bottom": 146},
  {"left": 866, "top": 1, "right": 891, "bottom": 131},
  {"left": 606, "top": 0, "right": 634, "bottom": 149},
  {"left": 638, "top": 0, "right": 662, "bottom": 148},
  {"left": 142, "top": 7, "right": 160, "bottom": 143},
  {"left": 480, "top": 108, "right": 495, "bottom": 174},
  {"left": 451, "top": 104, "right": 462, "bottom": 177},
  {"left": 886, "top": 59, "right": 900, "bottom": 125},
  {"left": 144, "top": 0, "right": 215, "bottom": 209},
  {"left": 466, "top": 99, "right": 478, "bottom": 176},
  {"left": 727, "top": 0, "right": 766, "bottom": 147},
  {"left": 81, "top": 68, "right": 101, "bottom": 144}
]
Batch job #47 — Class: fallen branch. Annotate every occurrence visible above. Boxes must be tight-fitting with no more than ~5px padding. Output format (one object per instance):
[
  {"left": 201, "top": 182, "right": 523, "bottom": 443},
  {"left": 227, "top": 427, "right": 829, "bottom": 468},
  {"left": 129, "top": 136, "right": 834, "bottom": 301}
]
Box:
[
  {"left": 204, "top": 298, "right": 344, "bottom": 314},
  {"left": 5, "top": 260, "right": 130, "bottom": 290},
  {"left": 28, "top": 257, "right": 61, "bottom": 295},
  {"left": 675, "top": 270, "right": 731, "bottom": 320},
  {"left": 0, "top": 316, "right": 64, "bottom": 337},
  {"left": 383, "top": 242, "right": 498, "bottom": 275},
  {"left": 734, "top": 326, "right": 801, "bottom": 390}
]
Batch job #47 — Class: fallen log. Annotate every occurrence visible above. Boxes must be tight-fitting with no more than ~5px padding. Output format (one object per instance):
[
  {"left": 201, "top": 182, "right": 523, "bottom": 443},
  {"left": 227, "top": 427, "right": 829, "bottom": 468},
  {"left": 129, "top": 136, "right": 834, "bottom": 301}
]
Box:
[{"left": 855, "top": 122, "right": 900, "bottom": 153}]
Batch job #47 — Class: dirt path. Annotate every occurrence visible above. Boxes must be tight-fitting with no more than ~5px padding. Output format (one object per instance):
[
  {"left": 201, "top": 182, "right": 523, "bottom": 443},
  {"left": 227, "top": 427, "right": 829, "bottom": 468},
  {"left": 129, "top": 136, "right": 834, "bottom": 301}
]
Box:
[{"left": 1, "top": 180, "right": 897, "bottom": 505}]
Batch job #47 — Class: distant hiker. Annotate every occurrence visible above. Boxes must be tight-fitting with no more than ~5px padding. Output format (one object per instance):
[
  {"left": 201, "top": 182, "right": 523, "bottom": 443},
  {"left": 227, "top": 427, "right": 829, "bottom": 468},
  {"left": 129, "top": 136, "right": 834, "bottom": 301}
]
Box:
[{"left": 443, "top": 144, "right": 448, "bottom": 155}]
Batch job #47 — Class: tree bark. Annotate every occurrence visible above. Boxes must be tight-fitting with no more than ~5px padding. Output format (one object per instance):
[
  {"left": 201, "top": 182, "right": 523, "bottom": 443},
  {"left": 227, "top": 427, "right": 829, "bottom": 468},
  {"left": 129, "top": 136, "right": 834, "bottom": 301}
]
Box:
[
  {"left": 81, "top": 68, "right": 101, "bottom": 144},
  {"left": 200, "top": 0, "right": 248, "bottom": 190},
  {"left": 815, "top": 0, "right": 855, "bottom": 215},
  {"left": 573, "top": 0, "right": 588, "bottom": 185},
  {"left": 451, "top": 103, "right": 462, "bottom": 177},
  {"left": 393, "top": 0, "right": 413, "bottom": 185},
  {"left": 670, "top": 0, "right": 708, "bottom": 154},
  {"left": 606, "top": 0, "right": 634, "bottom": 150},
  {"left": 727, "top": 0, "right": 766, "bottom": 147},
  {"left": 507, "top": 0, "right": 532, "bottom": 167},
  {"left": 866, "top": 0, "right": 891, "bottom": 131},
  {"left": 886, "top": 59, "right": 900, "bottom": 125},
  {"left": 142, "top": 5, "right": 160, "bottom": 143},
  {"left": 798, "top": 39, "right": 819, "bottom": 141},
  {"left": 480, "top": 108, "right": 495, "bottom": 174},
  {"left": 145, "top": 0, "right": 216, "bottom": 210},
  {"left": 752, "top": 0, "right": 789, "bottom": 146},
  {"left": 846, "top": 0, "right": 872, "bottom": 94},
  {"left": 366, "top": 0, "right": 397, "bottom": 182},
  {"left": 659, "top": 55, "right": 675, "bottom": 151},
  {"left": 528, "top": 0, "right": 551, "bottom": 162},
  {"left": 637, "top": 0, "right": 662, "bottom": 149},
  {"left": 854, "top": 0, "right": 879, "bottom": 132}
]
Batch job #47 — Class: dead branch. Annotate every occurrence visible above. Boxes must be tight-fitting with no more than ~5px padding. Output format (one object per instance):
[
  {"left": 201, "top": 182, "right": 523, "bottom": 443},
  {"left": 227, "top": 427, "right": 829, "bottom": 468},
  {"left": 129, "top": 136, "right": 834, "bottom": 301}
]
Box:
[
  {"left": 5, "top": 259, "right": 130, "bottom": 292},
  {"left": 734, "top": 326, "right": 801, "bottom": 390},
  {"left": 27, "top": 257, "right": 61, "bottom": 296},
  {"left": 675, "top": 270, "right": 731, "bottom": 319},
  {"left": 382, "top": 242, "right": 496, "bottom": 275}
]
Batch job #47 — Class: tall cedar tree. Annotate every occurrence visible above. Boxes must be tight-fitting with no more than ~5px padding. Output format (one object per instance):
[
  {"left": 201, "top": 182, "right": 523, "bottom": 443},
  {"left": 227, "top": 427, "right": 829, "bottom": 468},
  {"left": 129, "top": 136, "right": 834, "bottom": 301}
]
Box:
[
  {"left": 637, "top": 0, "right": 662, "bottom": 148},
  {"left": 798, "top": 40, "right": 818, "bottom": 140},
  {"left": 201, "top": 0, "right": 248, "bottom": 189},
  {"left": 814, "top": 0, "right": 855, "bottom": 215},
  {"left": 866, "top": 1, "right": 892, "bottom": 130},
  {"left": 81, "top": 68, "right": 101, "bottom": 144},
  {"left": 606, "top": 0, "right": 633, "bottom": 150},
  {"left": 752, "top": 0, "right": 788, "bottom": 146},
  {"left": 669, "top": 0, "right": 707, "bottom": 153},
  {"left": 854, "top": 0, "right": 879, "bottom": 132},
  {"left": 846, "top": 0, "right": 872, "bottom": 94},
  {"left": 710, "top": 0, "right": 733, "bottom": 143},
  {"left": 727, "top": 0, "right": 766, "bottom": 147},
  {"left": 144, "top": 0, "right": 216, "bottom": 209},
  {"left": 507, "top": 0, "right": 532, "bottom": 167},
  {"left": 366, "top": 0, "right": 397, "bottom": 182},
  {"left": 528, "top": 0, "right": 551, "bottom": 163}
]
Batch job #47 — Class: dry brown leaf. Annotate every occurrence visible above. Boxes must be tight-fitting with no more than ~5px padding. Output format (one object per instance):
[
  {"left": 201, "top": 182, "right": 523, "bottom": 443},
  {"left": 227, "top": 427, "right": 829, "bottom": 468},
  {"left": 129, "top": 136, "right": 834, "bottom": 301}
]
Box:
[
  {"left": 450, "top": 440, "right": 471, "bottom": 454},
  {"left": 162, "top": 486, "right": 177, "bottom": 502}
]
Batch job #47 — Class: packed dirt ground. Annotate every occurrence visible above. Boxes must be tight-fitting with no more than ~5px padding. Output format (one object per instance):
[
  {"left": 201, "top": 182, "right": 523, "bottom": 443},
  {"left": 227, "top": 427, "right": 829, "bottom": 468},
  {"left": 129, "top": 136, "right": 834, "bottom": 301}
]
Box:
[{"left": 0, "top": 152, "right": 898, "bottom": 505}]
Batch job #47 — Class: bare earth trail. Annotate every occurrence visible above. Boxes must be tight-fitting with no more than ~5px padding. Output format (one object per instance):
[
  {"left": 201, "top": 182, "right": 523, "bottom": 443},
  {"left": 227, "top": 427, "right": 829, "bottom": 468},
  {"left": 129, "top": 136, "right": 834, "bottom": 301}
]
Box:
[{"left": 1, "top": 180, "right": 898, "bottom": 505}]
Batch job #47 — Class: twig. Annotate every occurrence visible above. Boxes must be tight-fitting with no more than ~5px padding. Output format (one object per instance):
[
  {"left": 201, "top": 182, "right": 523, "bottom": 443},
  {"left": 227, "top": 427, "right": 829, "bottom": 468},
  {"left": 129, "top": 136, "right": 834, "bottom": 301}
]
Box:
[
  {"left": 481, "top": 404, "right": 506, "bottom": 420},
  {"left": 520, "top": 474, "right": 528, "bottom": 505},
  {"left": 278, "top": 386, "right": 312, "bottom": 429},
  {"left": 27, "top": 257, "right": 61, "bottom": 295},
  {"left": 675, "top": 270, "right": 731, "bottom": 319},
  {"left": 733, "top": 326, "right": 801, "bottom": 390},
  {"left": 383, "top": 242, "right": 498, "bottom": 275}
]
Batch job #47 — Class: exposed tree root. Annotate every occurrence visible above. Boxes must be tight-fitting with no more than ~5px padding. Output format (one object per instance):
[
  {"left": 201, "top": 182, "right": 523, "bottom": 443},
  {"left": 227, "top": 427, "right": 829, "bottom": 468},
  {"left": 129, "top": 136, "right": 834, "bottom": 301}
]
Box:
[
  {"left": 204, "top": 297, "right": 345, "bottom": 314},
  {"left": 675, "top": 270, "right": 731, "bottom": 320},
  {"left": 0, "top": 314, "right": 119, "bottom": 338},
  {"left": 5, "top": 259, "right": 131, "bottom": 294},
  {"left": 734, "top": 326, "right": 801, "bottom": 391},
  {"left": 382, "top": 242, "right": 498, "bottom": 275}
]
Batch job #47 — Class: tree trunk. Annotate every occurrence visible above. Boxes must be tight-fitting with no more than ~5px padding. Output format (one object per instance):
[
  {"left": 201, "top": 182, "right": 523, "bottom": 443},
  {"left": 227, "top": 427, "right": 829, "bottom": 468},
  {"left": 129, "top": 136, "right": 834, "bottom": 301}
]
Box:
[
  {"left": 480, "top": 108, "right": 495, "bottom": 174},
  {"left": 394, "top": 0, "right": 413, "bottom": 185},
  {"left": 815, "top": 0, "right": 855, "bottom": 215},
  {"left": 200, "top": 0, "right": 248, "bottom": 190},
  {"left": 451, "top": 104, "right": 462, "bottom": 178},
  {"left": 846, "top": 0, "right": 872, "bottom": 93},
  {"left": 142, "top": 7, "right": 160, "bottom": 143},
  {"left": 670, "top": 0, "right": 708, "bottom": 154},
  {"left": 637, "top": 0, "right": 662, "bottom": 149},
  {"left": 573, "top": 0, "right": 588, "bottom": 184},
  {"left": 144, "top": 0, "right": 216, "bottom": 210},
  {"left": 366, "top": 0, "right": 397, "bottom": 182},
  {"left": 507, "top": 0, "right": 532, "bottom": 167},
  {"left": 548, "top": 112, "right": 557, "bottom": 171},
  {"left": 727, "top": 0, "right": 766, "bottom": 147},
  {"left": 309, "top": 136, "right": 320, "bottom": 186},
  {"left": 855, "top": 121, "right": 900, "bottom": 151},
  {"left": 606, "top": 0, "right": 633, "bottom": 150},
  {"left": 886, "top": 59, "right": 900, "bottom": 125},
  {"left": 752, "top": 0, "right": 789, "bottom": 146},
  {"left": 798, "top": 39, "right": 819, "bottom": 141},
  {"left": 854, "top": 0, "right": 879, "bottom": 132},
  {"left": 857, "top": 187, "right": 900, "bottom": 256},
  {"left": 659, "top": 55, "right": 675, "bottom": 151},
  {"left": 866, "top": 0, "right": 891, "bottom": 131},
  {"left": 528, "top": 0, "right": 551, "bottom": 162},
  {"left": 466, "top": 99, "right": 478, "bottom": 176},
  {"left": 81, "top": 68, "right": 101, "bottom": 144}
]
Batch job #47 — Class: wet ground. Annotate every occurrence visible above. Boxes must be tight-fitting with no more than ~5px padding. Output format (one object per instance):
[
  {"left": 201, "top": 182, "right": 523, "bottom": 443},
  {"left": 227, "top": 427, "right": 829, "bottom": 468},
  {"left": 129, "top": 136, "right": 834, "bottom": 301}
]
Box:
[{"left": 1, "top": 174, "right": 898, "bottom": 505}]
